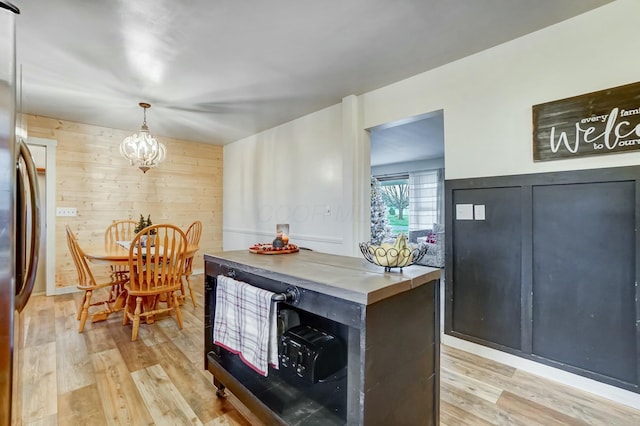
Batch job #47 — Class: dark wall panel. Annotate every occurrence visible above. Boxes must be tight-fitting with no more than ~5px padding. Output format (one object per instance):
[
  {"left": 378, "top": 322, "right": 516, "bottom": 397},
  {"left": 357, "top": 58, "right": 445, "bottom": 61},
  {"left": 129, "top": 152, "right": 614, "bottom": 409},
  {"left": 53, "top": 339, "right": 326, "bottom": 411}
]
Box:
[
  {"left": 532, "top": 181, "right": 637, "bottom": 384},
  {"left": 446, "top": 166, "right": 640, "bottom": 393},
  {"left": 452, "top": 187, "right": 522, "bottom": 350}
]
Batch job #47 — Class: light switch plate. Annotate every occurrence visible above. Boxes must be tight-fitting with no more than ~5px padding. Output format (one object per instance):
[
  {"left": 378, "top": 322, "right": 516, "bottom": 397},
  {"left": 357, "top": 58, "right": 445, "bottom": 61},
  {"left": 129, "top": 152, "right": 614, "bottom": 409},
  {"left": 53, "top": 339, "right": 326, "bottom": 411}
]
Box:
[{"left": 56, "top": 207, "right": 77, "bottom": 217}]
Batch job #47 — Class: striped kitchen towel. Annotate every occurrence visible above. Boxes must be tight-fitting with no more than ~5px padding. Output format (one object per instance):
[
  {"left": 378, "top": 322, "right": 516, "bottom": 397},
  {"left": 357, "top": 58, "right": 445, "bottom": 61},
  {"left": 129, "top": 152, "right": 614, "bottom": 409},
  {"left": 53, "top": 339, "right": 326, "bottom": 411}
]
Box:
[{"left": 213, "top": 275, "right": 279, "bottom": 376}]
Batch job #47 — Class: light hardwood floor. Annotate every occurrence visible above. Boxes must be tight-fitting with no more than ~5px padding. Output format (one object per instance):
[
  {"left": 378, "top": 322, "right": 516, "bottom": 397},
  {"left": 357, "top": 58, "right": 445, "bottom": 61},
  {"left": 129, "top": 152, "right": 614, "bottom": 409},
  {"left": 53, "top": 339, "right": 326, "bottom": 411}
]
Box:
[{"left": 19, "top": 274, "right": 640, "bottom": 425}]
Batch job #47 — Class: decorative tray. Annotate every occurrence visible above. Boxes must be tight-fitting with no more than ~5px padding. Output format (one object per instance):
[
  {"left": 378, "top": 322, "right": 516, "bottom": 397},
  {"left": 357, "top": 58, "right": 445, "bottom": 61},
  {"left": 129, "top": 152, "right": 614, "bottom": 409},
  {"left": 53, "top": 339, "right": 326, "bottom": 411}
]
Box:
[{"left": 249, "top": 243, "right": 299, "bottom": 255}]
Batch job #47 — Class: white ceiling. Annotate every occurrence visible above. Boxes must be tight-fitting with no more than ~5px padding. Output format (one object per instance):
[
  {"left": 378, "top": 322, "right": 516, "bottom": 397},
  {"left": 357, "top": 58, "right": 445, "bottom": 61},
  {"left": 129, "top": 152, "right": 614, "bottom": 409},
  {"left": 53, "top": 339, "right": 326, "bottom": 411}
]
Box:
[
  {"left": 11, "top": 0, "right": 613, "bottom": 146},
  {"left": 370, "top": 111, "right": 444, "bottom": 167}
]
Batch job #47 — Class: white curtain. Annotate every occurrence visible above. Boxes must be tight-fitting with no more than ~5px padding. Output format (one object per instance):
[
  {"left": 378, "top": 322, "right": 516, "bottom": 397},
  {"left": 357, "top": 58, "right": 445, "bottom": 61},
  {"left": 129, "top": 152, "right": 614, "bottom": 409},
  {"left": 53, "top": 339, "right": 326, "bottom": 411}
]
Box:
[
  {"left": 436, "top": 168, "right": 444, "bottom": 225},
  {"left": 409, "top": 169, "right": 444, "bottom": 230}
]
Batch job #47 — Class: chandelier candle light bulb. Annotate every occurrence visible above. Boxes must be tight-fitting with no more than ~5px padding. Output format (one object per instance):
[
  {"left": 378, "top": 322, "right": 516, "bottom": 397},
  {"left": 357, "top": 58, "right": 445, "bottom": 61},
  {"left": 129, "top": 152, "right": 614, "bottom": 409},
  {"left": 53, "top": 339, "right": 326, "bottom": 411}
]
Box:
[{"left": 120, "top": 102, "right": 167, "bottom": 173}]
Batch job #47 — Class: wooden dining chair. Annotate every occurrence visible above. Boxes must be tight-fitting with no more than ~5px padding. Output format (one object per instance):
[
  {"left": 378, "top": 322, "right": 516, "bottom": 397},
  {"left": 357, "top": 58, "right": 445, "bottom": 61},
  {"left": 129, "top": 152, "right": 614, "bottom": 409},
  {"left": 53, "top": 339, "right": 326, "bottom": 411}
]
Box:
[
  {"left": 182, "top": 220, "right": 202, "bottom": 307},
  {"left": 104, "top": 219, "right": 138, "bottom": 281},
  {"left": 66, "top": 225, "right": 128, "bottom": 332},
  {"left": 105, "top": 219, "right": 138, "bottom": 246},
  {"left": 122, "top": 224, "right": 188, "bottom": 341}
]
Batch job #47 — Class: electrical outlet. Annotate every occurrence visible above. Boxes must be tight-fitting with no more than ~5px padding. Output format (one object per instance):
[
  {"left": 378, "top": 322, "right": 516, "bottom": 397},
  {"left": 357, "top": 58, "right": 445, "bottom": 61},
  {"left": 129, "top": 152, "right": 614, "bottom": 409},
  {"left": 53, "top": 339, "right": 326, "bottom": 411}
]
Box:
[{"left": 56, "top": 207, "right": 77, "bottom": 217}]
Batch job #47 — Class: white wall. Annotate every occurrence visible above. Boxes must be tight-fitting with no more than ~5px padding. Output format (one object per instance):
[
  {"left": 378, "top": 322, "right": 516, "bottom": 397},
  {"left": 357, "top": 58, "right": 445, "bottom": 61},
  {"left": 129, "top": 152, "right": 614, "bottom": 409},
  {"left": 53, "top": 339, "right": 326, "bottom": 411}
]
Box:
[
  {"left": 223, "top": 104, "right": 348, "bottom": 253},
  {"left": 224, "top": 0, "right": 640, "bottom": 253},
  {"left": 362, "top": 0, "right": 640, "bottom": 179}
]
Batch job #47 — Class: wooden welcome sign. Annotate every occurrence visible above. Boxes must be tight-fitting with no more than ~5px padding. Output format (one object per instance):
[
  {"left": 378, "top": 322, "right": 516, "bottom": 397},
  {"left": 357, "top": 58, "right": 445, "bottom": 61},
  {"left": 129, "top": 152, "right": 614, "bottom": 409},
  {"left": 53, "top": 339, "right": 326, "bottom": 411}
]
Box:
[{"left": 532, "top": 81, "right": 640, "bottom": 161}]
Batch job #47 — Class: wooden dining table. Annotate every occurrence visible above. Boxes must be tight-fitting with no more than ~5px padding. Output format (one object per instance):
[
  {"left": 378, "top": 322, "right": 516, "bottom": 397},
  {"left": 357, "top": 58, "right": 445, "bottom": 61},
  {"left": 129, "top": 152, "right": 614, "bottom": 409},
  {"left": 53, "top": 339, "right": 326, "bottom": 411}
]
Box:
[
  {"left": 83, "top": 242, "right": 199, "bottom": 322},
  {"left": 85, "top": 242, "right": 198, "bottom": 265}
]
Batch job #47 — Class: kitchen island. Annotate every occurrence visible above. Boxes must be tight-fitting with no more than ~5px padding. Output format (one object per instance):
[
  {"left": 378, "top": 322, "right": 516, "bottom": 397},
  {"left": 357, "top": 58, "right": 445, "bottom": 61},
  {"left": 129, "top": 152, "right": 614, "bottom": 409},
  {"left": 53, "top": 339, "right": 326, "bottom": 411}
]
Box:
[{"left": 204, "top": 250, "right": 441, "bottom": 426}]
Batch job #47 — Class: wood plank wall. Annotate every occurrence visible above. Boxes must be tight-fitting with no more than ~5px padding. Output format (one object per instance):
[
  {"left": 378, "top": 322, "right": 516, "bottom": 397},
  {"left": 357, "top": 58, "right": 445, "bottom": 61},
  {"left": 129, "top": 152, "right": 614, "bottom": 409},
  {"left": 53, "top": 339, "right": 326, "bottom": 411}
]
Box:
[{"left": 26, "top": 114, "right": 223, "bottom": 290}]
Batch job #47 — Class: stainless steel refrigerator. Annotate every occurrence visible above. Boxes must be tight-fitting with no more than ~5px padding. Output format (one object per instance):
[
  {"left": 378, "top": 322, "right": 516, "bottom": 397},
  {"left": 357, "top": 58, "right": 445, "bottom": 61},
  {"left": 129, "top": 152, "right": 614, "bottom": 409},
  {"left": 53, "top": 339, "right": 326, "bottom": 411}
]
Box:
[{"left": 1, "top": 2, "right": 41, "bottom": 425}]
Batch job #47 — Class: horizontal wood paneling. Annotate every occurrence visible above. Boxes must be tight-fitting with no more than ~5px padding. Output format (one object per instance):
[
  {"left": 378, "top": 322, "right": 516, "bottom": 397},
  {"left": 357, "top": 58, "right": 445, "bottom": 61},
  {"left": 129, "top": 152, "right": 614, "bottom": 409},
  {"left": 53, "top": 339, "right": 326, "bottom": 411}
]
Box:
[{"left": 26, "top": 114, "right": 223, "bottom": 290}]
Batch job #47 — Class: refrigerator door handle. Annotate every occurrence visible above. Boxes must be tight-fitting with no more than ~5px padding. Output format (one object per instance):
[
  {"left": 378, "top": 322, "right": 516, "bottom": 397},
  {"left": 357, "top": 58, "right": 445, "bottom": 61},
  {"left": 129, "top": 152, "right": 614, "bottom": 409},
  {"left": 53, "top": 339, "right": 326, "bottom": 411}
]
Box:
[{"left": 15, "top": 139, "right": 40, "bottom": 312}]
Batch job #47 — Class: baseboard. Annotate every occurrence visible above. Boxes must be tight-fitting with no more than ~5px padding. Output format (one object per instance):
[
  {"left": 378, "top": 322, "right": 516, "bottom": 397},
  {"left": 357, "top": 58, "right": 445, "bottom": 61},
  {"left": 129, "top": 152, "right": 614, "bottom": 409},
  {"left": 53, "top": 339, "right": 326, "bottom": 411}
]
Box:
[
  {"left": 48, "top": 286, "right": 78, "bottom": 296},
  {"left": 442, "top": 334, "right": 640, "bottom": 410}
]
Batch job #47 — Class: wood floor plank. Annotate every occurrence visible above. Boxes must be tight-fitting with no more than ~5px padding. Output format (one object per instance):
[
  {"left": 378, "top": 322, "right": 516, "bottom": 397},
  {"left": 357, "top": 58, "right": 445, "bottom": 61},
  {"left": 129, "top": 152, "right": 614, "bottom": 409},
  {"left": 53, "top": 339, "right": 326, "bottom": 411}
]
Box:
[
  {"left": 136, "top": 319, "right": 172, "bottom": 346},
  {"left": 440, "top": 400, "right": 494, "bottom": 426},
  {"left": 55, "top": 327, "right": 95, "bottom": 394},
  {"left": 170, "top": 326, "right": 205, "bottom": 365},
  {"left": 507, "top": 370, "right": 640, "bottom": 426},
  {"left": 177, "top": 304, "right": 203, "bottom": 329},
  {"left": 131, "top": 364, "right": 203, "bottom": 425},
  {"left": 22, "top": 293, "right": 56, "bottom": 348},
  {"left": 440, "top": 351, "right": 516, "bottom": 400},
  {"left": 155, "top": 315, "right": 186, "bottom": 341},
  {"left": 90, "top": 348, "right": 155, "bottom": 425},
  {"left": 21, "top": 341, "right": 57, "bottom": 423},
  {"left": 57, "top": 383, "right": 107, "bottom": 425},
  {"left": 106, "top": 315, "right": 138, "bottom": 343},
  {"left": 54, "top": 296, "right": 95, "bottom": 394},
  {"left": 202, "top": 410, "right": 256, "bottom": 426},
  {"left": 441, "top": 380, "right": 533, "bottom": 426},
  {"left": 83, "top": 325, "right": 119, "bottom": 354},
  {"left": 217, "top": 393, "right": 265, "bottom": 426},
  {"left": 20, "top": 276, "right": 640, "bottom": 426},
  {"left": 54, "top": 295, "right": 81, "bottom": 333},
  {"left": 23, "top": 413, "right": 57, "bottom": 426},
  {"left": 442, "top": 345, "right": 516, "bottom": 379},
  {"left": 496, "top": 390, "right": 588, "bottom": 426},
  {"left": 115, "top": 338, "right": 163, "bottom": 372},
  {"left": 106, "top": 319, "right": 162, "bottom": 372},
  {"left": 441, "top": 368, "right": 503, "bottom": 403},
  {"left": 148, "top": 336, "right": 250, "bottom": 425},
  {"left": 151, "top": 300, "right": 201, "bottom": 343}
]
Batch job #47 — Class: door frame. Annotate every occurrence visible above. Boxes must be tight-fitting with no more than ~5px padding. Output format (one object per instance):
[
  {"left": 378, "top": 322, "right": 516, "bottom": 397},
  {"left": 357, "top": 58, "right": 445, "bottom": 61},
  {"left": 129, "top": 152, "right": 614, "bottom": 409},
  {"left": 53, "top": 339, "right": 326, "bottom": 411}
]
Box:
[{"left": 25, "top": 137, "right": 57, "bottom": 296}]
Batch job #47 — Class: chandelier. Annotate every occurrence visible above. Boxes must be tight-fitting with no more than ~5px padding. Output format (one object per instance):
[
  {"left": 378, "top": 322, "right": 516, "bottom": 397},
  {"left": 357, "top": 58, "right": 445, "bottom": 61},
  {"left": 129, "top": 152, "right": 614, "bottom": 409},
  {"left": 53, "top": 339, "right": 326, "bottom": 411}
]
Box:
[{"left": 120, "top": 102, "right": 167, "bottom": 173}]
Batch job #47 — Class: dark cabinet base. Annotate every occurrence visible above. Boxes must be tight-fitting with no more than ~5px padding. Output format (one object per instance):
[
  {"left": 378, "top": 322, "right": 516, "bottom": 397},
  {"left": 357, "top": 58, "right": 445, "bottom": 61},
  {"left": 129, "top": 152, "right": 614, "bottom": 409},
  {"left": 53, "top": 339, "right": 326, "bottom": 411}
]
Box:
[
  {"left": 207, "top": 350, "right": 347, "bottom": 425},
  {"left": 204, "top": 253, "right": 440, "bottom": 425}
]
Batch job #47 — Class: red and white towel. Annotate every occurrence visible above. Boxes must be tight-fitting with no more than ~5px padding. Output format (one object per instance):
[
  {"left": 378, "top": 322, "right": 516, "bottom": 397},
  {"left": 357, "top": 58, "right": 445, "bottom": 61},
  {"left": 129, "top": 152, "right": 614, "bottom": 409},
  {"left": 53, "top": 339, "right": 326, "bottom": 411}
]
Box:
[{"left": 213, "top": 275, "right": 279, "bottom": 376}]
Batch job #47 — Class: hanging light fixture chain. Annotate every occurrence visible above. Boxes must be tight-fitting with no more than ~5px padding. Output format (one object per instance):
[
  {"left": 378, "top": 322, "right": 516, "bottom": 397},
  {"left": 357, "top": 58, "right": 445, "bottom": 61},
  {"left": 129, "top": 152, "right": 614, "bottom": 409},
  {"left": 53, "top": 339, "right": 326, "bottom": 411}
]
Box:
[{"left": 139, "top": 102, "right": 151, "bottom": 127}]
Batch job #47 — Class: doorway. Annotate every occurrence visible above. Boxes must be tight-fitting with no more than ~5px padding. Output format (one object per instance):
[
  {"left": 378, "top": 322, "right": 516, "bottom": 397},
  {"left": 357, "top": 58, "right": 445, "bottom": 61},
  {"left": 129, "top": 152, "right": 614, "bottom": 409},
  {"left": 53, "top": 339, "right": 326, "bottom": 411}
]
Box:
[
  {"left": 369, "top": 110, "right": 445, "bottom": 242},
  {"left": 368, "top": 110, "right": 445, "bottom": 337},
  {"left": 26, "top": 137, "right": 57, "bottom": 296}
]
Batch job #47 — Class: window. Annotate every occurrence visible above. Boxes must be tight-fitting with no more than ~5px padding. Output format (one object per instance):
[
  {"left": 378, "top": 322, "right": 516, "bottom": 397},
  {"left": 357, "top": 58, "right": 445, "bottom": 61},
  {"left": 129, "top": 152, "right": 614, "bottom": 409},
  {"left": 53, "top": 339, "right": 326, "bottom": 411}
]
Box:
[
  {"left": 376, "top": 175, "right": 409, "bottom": 235},
  {"left": 373, "top": 169, "right": 443, "bottom": 239},
  {"left": 409, "top": 170, "right": 442, "bottom": 232}
]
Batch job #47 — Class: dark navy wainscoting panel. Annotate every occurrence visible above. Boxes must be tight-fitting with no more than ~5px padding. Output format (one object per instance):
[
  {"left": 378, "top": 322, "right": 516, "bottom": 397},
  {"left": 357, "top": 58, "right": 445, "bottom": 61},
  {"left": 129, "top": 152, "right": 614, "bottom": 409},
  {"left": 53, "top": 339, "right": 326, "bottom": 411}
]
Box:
[
  {"left": 532, "top": 181, "right": 636, "bottom": 385},
  {"left": 445, "top": 166, "right": 640, "bottom": 393},
  {"left": 451, "top": 187, "right": 522, "bottom": 350}
]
